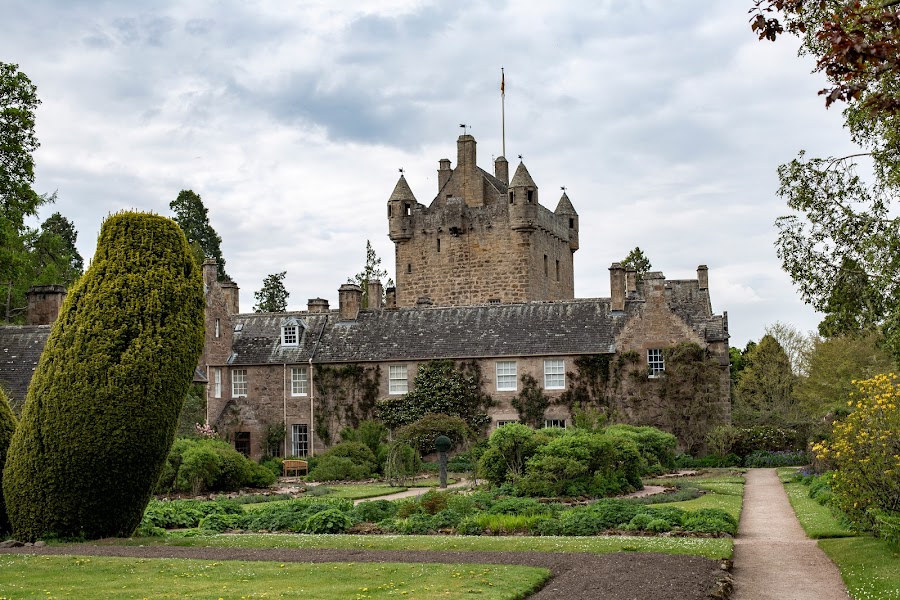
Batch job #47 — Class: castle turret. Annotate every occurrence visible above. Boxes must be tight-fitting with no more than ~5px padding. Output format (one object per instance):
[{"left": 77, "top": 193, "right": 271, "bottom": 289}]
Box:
[
  {"left": 554, "top": 191, "right": 579, "bottom": 252},
  {"left": 388, "top": 175, "right": 416, "bottom": 242},
  {"left": 509, "top": 161, "right": 538, "bottom": 232}
]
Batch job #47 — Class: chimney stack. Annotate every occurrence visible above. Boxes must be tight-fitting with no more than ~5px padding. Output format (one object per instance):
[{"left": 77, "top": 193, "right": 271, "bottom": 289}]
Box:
[
  {"left": 338, "top": 283, "right": 362, "bottom": 320},
  {"left": 26, "top": 285, "right": 67, "bottom": 325},
  {"left": 494, "top": 156, "right": 509, "bottom": 185},
  {"left": 697, "top": 265, "right": 709, "bottom": 290},
  {"left": 220, "top": 280, "right": 240, "bottom": 315},
  {"left": 625, "top": 267, "right": 637, "bottom": 295},
  {"left": 609, "top": 263, "right": 625, "bottom": 312},
  {"left": 307, "top": 298, "right": 330, "bottom": 313},
  {"left": 385, "top": 287, "right": 397, "bottom": 309},
  {"left": 367, "top": 280, "right": 383, "bottom": 310},
  {"left": 438, "top": 158, "right": 452, "bottom": 191}
]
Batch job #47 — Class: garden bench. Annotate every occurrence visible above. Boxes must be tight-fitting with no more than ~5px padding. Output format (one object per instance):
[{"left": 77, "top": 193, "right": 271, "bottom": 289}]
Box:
[{"left": 282, "top": 459, "right": 308, "bottom": 477}]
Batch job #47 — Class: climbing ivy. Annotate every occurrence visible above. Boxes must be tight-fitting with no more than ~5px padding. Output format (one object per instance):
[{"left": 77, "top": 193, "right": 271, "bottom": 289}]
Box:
[
  {"left": 314, "top": 364, "right": 381, "bottom": 446},
  {"left": 558, "top": 355, "right": 614, "bottom": 415},
  {"left": 511, "top": 374, "right": 550, "bottom": 428}
]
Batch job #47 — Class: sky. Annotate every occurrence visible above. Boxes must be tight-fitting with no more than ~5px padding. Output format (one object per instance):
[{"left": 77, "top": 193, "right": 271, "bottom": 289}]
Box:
[{"left": 2, "top": 1, "right": 863, "bottom": 347}]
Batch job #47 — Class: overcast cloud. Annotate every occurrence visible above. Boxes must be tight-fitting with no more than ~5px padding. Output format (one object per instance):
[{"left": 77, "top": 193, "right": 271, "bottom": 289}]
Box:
[{"left": 2, "top": 1, "right": 861, "bottom": 346}]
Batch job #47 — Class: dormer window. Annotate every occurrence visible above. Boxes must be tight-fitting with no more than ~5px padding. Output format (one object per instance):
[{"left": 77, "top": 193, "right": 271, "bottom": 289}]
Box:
[{"left": 281, "top": 318, "right": 303, "bottom": 347}]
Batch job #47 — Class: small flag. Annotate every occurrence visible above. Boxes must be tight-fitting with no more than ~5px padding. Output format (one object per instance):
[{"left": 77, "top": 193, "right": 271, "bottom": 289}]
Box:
[{"left": 501, "top": 69, "right": 505, "bottom": 95}]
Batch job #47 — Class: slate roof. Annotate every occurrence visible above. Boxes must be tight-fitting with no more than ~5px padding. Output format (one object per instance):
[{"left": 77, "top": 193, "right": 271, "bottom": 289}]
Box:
[
  {"left": 555, "top": 192, "right": 577, "bottom": 215},
  {"left": 0, "top": 325, "right": 50, "bottom": 404},
  {"left": 509, "top": 162, "right": 537, "bottom": 188}
]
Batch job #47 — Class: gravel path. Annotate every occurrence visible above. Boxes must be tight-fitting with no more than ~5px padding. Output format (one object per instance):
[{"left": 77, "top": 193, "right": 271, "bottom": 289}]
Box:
[
  {"left": 731, "top": 468, "right": 850, "bottom": 600},
  {"left": 0, "top": 543, "right": 727, "bottom": 600}
]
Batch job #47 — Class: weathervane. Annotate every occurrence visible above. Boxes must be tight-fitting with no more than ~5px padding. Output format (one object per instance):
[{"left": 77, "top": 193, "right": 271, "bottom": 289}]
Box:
[
  {"left": 459, "top": 123, "right": 470, "bottom": 135},
  {"left": 561, "top": 186, "right": 567, "bottom": 192},
  {"left": 399, "top": 168, "right": 404, "bottom": 175},
  {"left": 517, "top": 154, "right": 523, "bottom": 161}
]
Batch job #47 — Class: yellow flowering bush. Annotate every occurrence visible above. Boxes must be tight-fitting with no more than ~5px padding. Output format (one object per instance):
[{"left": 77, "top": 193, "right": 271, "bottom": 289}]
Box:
[{"left": 812, "top": 373, "right": 900, "bottom": 533}]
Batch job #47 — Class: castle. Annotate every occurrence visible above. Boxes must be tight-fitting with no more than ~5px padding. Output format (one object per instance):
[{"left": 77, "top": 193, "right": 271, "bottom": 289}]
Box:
[{"left": 0, "top": 134, "right": 731, "bottom": 460}]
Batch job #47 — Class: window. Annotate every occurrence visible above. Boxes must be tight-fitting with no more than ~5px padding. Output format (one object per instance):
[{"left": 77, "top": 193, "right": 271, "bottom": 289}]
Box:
[
  {"left": 404, "top": 203, "right": 411, "bottom": 216},
  {"left": 214, "top": 368, "right": 222, "bottom": 398},
  {"left": 282, "top": 324, "right": 299, "bottom": 346},
  {"left": 232, "top": 369, "right": 247, "bottom": 397},
  {"left": 215, "top": 318, "right": 220, "bottom": 338},
  {"left": 488, "top": 298, "right": 501, "bottom": 305},
  {"left": 389, "top": 365, "right": 409, "bottom": 394},
  {"left": 545, "top": 419, "right": 567, "bottom": 429},
  {"left": 527, "top": 189, "right": 534, "bottom": 203},
  {"left": 407, "top": 263, "right": 412, "bottom": 274},
  {"left": 234, "top": 431, "right": 251, "bottom": 457},
  {"left": 291, "top": 366, "right": 308, "bottom": 396},
  {"left": 556, "top": 260, "right": 560, "bottom": 281},
  {"left": 437, "top": 238, "right": 441, "bottom": 253},
  {"left": 496, "top": 361, "right": 517, "bottom": 391},
  {"left": 569, "top": 217, "right": 575, "bottom": 228},
  {"left": 544, "top": 254, "right": 548, "bottom": 276},
  {"left": 648, "top": 348, "right": 665, "bottom": 377},
  {"left": 509, "top": 191, "right": 515, "bottom": 204},
  {"left": 291, "top": 424, "right": 309, "bottom": 457},
  {"left": 496, "top": 420, "right": 519, "bottom": 427},
  {"left": 544, "top": 359, "right": 565, "bottom": 390}
]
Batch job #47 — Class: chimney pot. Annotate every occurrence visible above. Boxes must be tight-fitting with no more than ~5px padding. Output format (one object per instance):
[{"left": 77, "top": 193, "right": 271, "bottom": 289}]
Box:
[{"left": 307, "top": 298, "right": 330, "bottom": 313}]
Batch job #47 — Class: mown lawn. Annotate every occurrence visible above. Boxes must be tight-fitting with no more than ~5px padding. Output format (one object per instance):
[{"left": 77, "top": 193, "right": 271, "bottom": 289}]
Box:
[
  {"left": 120, "top": 532, "right": 734, "bottom": 560},
  {"left": 659, "top": 477, "right": 744, "bottom": 521},
  {"left": 0, "top": 554, "right": 550, "bottom": 600}
]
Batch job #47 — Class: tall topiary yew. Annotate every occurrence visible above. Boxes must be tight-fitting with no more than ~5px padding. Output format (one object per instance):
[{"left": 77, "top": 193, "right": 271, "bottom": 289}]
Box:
[
  {"left": 0, "top": 387, "right": 16, "bottom": 534},
  {"left": 3, "top": 212, "right": 204, "bottom": 540}
]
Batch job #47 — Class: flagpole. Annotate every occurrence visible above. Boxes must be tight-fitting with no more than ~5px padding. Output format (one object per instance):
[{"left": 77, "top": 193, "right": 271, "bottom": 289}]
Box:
[{"left": 501, "top": 67, "right": 506, "bottom": 158}]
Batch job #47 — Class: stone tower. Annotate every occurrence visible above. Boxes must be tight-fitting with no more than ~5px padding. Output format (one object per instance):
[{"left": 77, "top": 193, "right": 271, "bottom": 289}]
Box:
[{"left": 388, "top": 134, "right": 578, "bottom": 307}]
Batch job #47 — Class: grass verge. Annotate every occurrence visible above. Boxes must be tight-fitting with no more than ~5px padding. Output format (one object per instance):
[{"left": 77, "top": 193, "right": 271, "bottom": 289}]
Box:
[
  {"left": 118, "top": 532, "right": 733, "bottom": 560},
  {"left": 780, "top": 481, "right": 855, "bottom": 539},
  {"left": 818, "top": 537, "right": 900, "bottom": 600},
  {"left": 659, "top": 478, "right": 744, "bottom": 521},
  {"left": 0, "top": 554, "right": 550, "bottom": 600}
]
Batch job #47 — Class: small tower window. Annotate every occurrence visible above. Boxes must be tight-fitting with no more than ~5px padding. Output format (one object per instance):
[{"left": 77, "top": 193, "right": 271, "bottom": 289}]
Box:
[
  {"left": 556, "top": 260, "right": 560, "bottom": 281},
  {"left": 569, "top": 217, "right": 575, "bottom": 228},
  {"left": 437, "top": 238, "right": 441, "bottom": 253},
  {"left": 527, "top": 189, "right": 534, "bottom": 203},
  {"left": 215, "top": 318, "right": 220, "bottom": 338},
  {"left": 388, "top": 205, "right": 392, "bottom": 218},
  {"left": 407, "top": 263, "right": 412, "bottom": 274},
  {"left": 404, "top": 203, "right": 411, "bottom": 216},
  {"left": 509, "top": 191, "right": 515, "bottom": 204},
  {"left": 544, "top": 254, "right": 548, "bottom": 276}
]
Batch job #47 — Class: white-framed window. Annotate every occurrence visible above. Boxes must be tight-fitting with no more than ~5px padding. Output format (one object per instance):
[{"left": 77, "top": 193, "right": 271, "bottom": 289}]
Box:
[
  {"left": 291, "top": 366, "right": 308, "bottom": 396},
  {"left": 215, "top": 318, "right": 220, "bottom": 338},
  {"left": 282, "top": 324, "right": 299, "bottom": 346},
  {"left": 648, "top": 348, "right": 665, "bottom": 377},
  {"left": 214, "top": 368, "right": 222, "bottom": 398},
  {"left": 544, "top": 359, "right": 565, "bottom": 389},
  {"left": 291, "top": 424, "right": 309, "bottom": 457},
  {"left": 545, "top": 419, "right": 567, "bottom": 429},
  {"left": 232, "top": 369, "right": 247, "bottom": 397},
  {"left": 496, "top": 360, "right": 517, "bottom": 391},
  {"left": 389, "top": 364, "right": 409, "bottom": 394}
]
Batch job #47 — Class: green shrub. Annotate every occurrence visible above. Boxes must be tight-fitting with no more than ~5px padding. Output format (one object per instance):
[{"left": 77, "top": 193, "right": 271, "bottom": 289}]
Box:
[
  {"left": 393, "top": 413, "right": 474, "bottom": 456},
  {"left": 198, "top": 513, "right": 238, "bottom": 533},
  {"left": 456, "top": 517, "right": 485, "bottom": 536},
  {"left": 486, "top": 497, "right": 548, "bottom": 516},
  {"left": 645, "top": 506, "right": 687, "bottom": 528},
  {"left": 259, "top": 457, "right": 283, "bottom": 478},
  {"left": 478, "top": 423, "right": 540, "bottom": 486},
  {"left": 557, "top": 510, "right": 606, "bottom": 536},
  {"left": 309, "top": 455, "right": 370, "bottom": 481},
  {"left": 516, "top": 431, "right": 643, "bottom": 497},
  {"left": 646, "top": 518, "right": 672, "bottom": 533},
  {"left": 339, "top": 420, "right": 388, "bottom": 459},
  {"left": 625, "top": 513, "right": 654, "bottom": 531},
  {"left": 177, "top": 444, "right": 223, "bottom": 494},
  {"left": 604, "top": 424, "right": 677, "bottom": 471},
  {"left": 351, "top": 500, "right": 397, "bottom": 524},
  {"left": 141, "top": 499, "right": 243, "bottom": 530},
  {"left": 743, "top": 450, "right": 811, "bottom": 467},
  {"left": 473, "top": 513, "right": 544, "bottom": 535},
  {"left": 4, "top": 212, "right": 205, "bottom": 541},
  {"left": 586, "top": 499, "right": 642, "bottom": 530},
  {"left": 303, "top": 508, "right": 353, "bottom": 534},
  {"left": 0, "top": 387, "right": 17, "bottom": 534},
  {"left": 431, "top": 509, "right": 465, "bottom": 530},
  {"left": 384, "top": 441, "right": 422, "bottom": 485},
  {"left": 682, "top": 508, "right": 738, "bottom": 535},
  {"left": 238, "top": 498, "right": 352, "bottom": 532}
]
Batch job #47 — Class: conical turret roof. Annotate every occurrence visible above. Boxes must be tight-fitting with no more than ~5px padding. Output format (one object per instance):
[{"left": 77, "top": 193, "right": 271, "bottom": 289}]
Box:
[
  {"left": 509, "top": 162, "right": 536, "bottom": 188},
  {"left": 389, "top": 175, "right": 417, "bottom": 203},
  {"left": 555, "top": 192, "right": 577, "bottom": 215}
]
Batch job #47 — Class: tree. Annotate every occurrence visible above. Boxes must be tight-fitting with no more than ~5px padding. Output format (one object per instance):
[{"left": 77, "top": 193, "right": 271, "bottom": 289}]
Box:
[
  {"left": 169, "top": 189, "right": 229, "bottom": 281},
  {"left": 0, "top": 62, "right": 55, "bottom": 322},
  {"left": 622, "top": 246, "right": 652, "bottom": 277},
  {"left": 733, "top": 335, "right": 798, "bottom": 426},
  {"left": 749, "top": 2, "right": 900, "bottom": 362},
  {"left": 764, "top": 321, "right": 815, "bottom": 376},
  {"left": 348, "top": 240, "right": 390, "bottom": 308},
  {"left": 793, "top": 331, "right": 893, "bottom": 417},
  {"left": 253, "top": 271, "right": 288, "bottom": 312},
  {"left": 3, "top": 212, "right": 205, "bottom": 541},
  {"left": 0, "top": 387, "right": 16, "bottom": 534}
]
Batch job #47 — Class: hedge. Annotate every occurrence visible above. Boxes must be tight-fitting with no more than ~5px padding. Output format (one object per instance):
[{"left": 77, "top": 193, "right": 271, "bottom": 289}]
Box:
[
  {"left": 3, "top": 212, "right": 205, "bottom": 541},
  {"left": 0, "top": 387, "right": 16, "bottom": 533}
]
